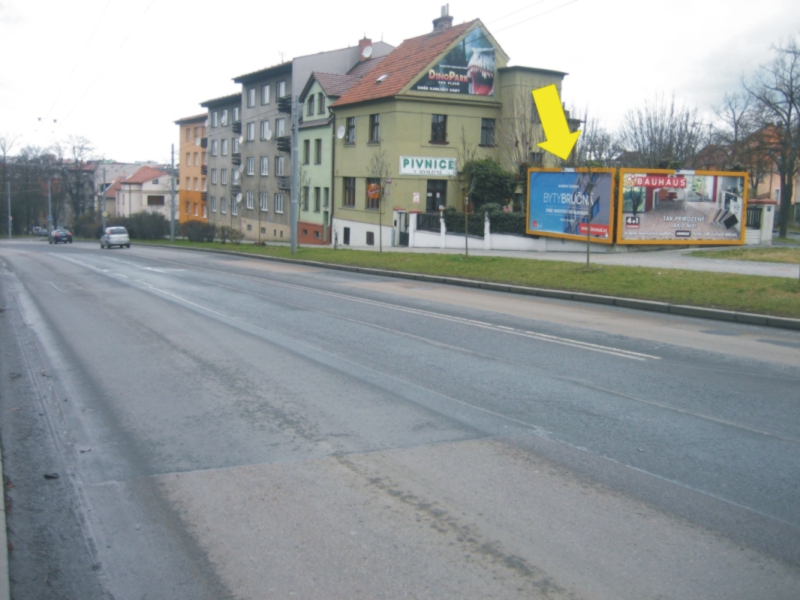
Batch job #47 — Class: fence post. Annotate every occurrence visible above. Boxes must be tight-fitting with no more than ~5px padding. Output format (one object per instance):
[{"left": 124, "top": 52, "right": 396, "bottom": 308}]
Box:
[
  {"left": 484, "top": 213, "right": 491, "bottom": 250},
  {"left": 440, "top": 212, "right": 446, "bottom": 249},
  {"left": 409, "top": 212, "right": 417, "bottom": 248},
  {"left": 761, "top": 203, "right": 776, "bottom": 245}
]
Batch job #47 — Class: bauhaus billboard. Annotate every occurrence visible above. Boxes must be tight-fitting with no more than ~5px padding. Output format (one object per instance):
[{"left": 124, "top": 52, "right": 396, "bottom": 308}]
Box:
[
  {"left": 526, "top": 169, "right": 615, "bottom": 243},
  {"left": 616, "top": 169, "right": 748, "bottom": 245}
]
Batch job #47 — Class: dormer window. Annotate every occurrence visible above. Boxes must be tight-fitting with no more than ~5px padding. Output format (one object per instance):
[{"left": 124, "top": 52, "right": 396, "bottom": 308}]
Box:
[{"left": 152, "top": 179, "right": 159, "bottom": 184}]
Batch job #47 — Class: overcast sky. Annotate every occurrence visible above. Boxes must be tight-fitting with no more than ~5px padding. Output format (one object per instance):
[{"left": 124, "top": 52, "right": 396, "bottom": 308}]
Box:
[{"left": 1, "top": 0, "right": 799, "bottom": 164}]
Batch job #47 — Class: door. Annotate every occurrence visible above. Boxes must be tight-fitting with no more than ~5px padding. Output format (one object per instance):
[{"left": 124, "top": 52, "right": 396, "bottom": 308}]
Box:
[
  {"left": 397, "top": 212, "right": 409, "bottom": 246},
  {"left": 426, "top": 180, "right": 447, "bottom": 213}
]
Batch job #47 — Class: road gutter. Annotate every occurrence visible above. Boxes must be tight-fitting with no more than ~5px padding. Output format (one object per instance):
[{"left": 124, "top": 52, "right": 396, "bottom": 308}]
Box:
[
  {"left": 145, "top": 244, "right": 800, "bottom": 331},
  {"left": 0, "top": 444, "right": 9, "bottom": 600}
]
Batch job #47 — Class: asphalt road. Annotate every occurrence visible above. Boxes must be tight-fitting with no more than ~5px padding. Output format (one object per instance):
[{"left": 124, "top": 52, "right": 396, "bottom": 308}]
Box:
[{"left": 1, "top": 239, "right": 799, "bottom": 599}]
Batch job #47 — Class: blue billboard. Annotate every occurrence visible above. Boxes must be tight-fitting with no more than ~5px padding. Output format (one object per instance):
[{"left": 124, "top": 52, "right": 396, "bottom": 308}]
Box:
[{"left": 526, "top": 169, "right": 615, "bottom": 243}]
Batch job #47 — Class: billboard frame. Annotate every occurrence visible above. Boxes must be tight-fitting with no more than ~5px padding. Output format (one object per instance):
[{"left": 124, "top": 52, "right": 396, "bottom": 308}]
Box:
[
  {"left": 615, "top": 168, "right": 749, "bottom": 246},
  {"left": 526, "top": 167, "right": 617, "bottom": 244}
]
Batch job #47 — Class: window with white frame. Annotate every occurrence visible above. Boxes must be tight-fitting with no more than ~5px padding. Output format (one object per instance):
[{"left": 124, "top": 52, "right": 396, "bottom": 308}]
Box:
[
  {"left": 211, "top": 139, "right": 218, "bottom": 155},
  {"left": 211, "top": 196, "right": 217, "bottom": 212},
  {"left": 278, "top": 81, "right": 286, "bottom": 97},
  {"left": 318, "top": 93, "right": 325, "bottom": 115},
  {"left": 211, "top": 168, "right": 218, "bottom": 184},
  {"left": 212, "top": 111, "right": 219, "bottom": 127},
  {"left": 221, "top": 168, "right": 228, "bottom": 185},
  {"left": 231, "top": 196, "right": 239, "bottom": 215},
  {"left": 193, "top": 177, "right": 199, "bottom": 191},
  {"left": 221, "top": 197, "right": 227, "bottom": 214},
  {"left": 247, "top": 88, "right": 256, "bottom": 108},
  {"left": 193, "top": 152, "right": 199, "bottom": 166},
  {"left": 275, "top": 193, "right": 284, "bottom": 213},
  {"left": 232, "top": 170, "right": 240, "bottom": 185},
  {"left": 260, "top": 191, "right": 269, "bottom": 211},
  {"left": 203, "top": 205, "right": 207, "bottom": 218},
  {"left": 233, "top": 106, "right": 240, "bottom": 122},
  {"left": 261, "top": 84, "right": 270, "bottom": 105},
  {"left": 232, "top": 137, "right": 239, "bottom": 153},
  {"left": 246, "top": 156, "right": 255, "bottom": 175},
  {"left": 222, "top": 138, "right": 228, "bottom": 155},
  {"left": 276, "top": 118, "right": 285, "bottom": 137},
  {"left": 260, "top": 156, "right": 269, "bottom": 176},
  {"left": 246, "top": 122, "right": 255, "bottom": 141},
  {"left": 185, "top": 152, "right": 190, "bottom": 166},
  {"left": 202, "top": 178, "right": 207, "bottom": 191},
  {"left": 307, "top": 95, "right": 315, "bottom": 116},
  {"left": 275, "top": 155, "right": 285, "bottom": 176},
  {"left": 302, "top": 186, "right": 309, "bottom": 211},
  {"left": 314, "top": 187, "right": 321, "bottom": 212},
  {"left": 221, "top": 109, "right": 228, "bottom": 126},
  {"left": 246, "top": 190, "right": 254, "bottom": 209},
  {"left": 260, "top": 120, "right": 270, "bottom": 140}
]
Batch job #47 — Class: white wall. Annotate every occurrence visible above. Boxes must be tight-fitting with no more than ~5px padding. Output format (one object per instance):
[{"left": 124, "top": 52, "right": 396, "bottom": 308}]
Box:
[{"left": 332, "top": 217, "right": 394, "bottom": 248}]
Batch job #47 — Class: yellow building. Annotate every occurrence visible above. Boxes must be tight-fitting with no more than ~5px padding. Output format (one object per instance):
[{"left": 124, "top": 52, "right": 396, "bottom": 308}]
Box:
[{"left": 175, "top": 113, "right": 208, "bottom": 223}]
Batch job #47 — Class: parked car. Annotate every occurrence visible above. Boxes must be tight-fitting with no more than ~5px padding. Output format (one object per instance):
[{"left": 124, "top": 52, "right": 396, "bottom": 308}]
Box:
[
  {"left": 100, "top": 226, "right": 130, "bottom": 249},
  {"left": 49, "top": 228, "right": 73, "bottom": 244},
  {"left": 32, "top": 226, "right": 47, "bottom": 236}
]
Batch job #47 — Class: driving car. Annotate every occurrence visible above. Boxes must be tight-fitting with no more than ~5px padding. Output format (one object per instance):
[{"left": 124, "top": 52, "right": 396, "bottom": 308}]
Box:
[
  {"left": 49, "top": 228, "right": 73, "bottom": 244},
  {"left": 100, "top": 226, "right": 131, "bottom": 249}
]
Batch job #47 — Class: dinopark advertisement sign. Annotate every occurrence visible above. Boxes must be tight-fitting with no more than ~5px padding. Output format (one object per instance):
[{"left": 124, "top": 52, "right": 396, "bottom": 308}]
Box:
[
  {"left": 526, "top": 169, "right": 615, "bottom": 243},
  {"left": 617, "top": 169, "right": 748, "bottom": 245},
  {"left": 412, "top": 28, "right": 496, "bottom": 96}
]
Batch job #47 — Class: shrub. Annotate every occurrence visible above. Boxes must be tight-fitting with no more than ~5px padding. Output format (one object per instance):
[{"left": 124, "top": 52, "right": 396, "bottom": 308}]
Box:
[
  {"left": 71, "top": 212, "right": 103, "bottom": 239},
  {"left": 229, "top": 228, "right": 244, "bottom": 244},
  {"left": 443, "top": 211, "right": 484, "bottom": 237},
  {"left": 462, "top": 158, "right": 517, "bottom": 211},
  {"left": 181, "top": 220, "right": 216, "bottom": 242}
]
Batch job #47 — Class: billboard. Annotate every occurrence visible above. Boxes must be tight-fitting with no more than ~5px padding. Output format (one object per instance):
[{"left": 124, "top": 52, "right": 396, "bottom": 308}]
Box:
[
  {"left": 617, "top": 169, "right": 748, "bottom": 245},
  {"left": 411, "top": 28, "right": 495, "bottom": 96},
  {"left": 526, "top": 169, "right": 616, "bottom": 243}
]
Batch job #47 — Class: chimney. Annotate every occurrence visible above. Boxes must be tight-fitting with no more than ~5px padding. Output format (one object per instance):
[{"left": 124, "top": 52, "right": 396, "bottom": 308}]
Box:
[
  {"left": 432, "top": 4, "right": 453, "bottom": 32},
  {"left": 358, "top": 37, "right": 372, "bottom": 61}
]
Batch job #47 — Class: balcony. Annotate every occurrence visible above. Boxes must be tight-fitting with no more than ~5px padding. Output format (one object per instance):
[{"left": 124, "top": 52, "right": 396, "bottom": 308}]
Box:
[
  {"left": 200, "top": 137, "right": 208, "bottom": 148},
  {"left": 230, "top": 184, "right": 242, "bottom": 196},
  {"left": 231, "top": 153, "right": 242, "bottom": 166},
  {"left": 201, "top": 165, "right": 208, "bottom": 175},
  {"left": 277, "top": 136, "right": 291, "bottom": 154},
  {"left": 201, "top": 192, "right": 208, "bottom": 202},
  {"left": 277, "top": 177, "right": 291, "bottom": 190},
  {"left": 232, "top": 122, "right": 242, "bottom": 134}
]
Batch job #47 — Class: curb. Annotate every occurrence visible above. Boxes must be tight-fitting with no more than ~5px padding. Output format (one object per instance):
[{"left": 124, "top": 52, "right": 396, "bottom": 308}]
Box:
[
  {"left": 145, "top": 244, "right": 800, "bottom": 332},
  {"left": 0, "top": 444, "right": 9, "bottom": 600}
]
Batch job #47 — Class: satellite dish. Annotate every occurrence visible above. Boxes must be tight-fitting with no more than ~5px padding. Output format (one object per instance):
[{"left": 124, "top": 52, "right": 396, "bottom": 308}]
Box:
[
  {"left": 376, "top": 74, "right": 388, "bottom": 83},
  {"left": 195, "top": 137, "right": 201, "bottom": 146},
  {"left": 362, "top": 45, "right": 373, "bottom": 59},
  {"left": 337, "top": 126, "right": 345, "bottom": 139},
  {"left": 238, "top": 136, "right": 244, "bottom": 144},
  {"left": 236, "top": 193, "right": 242, "bottom": 203},
  {"left": 238, "top": 164, "right": 245, "bottom": 173},
  {"left": 266, "top": 129, "right": 273, "bottom": 140}
]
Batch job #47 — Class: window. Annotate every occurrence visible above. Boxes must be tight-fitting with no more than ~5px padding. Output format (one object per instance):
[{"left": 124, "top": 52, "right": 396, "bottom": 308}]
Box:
[
  {"left": 231, "top": 196, "right": 238, "bottom": 215},
  {"left": 194, "top": 152, "right": 199, "bottom": 166},
  {"left": 221, "top": 109, "right": 228, "bottom": 126},
  {"left": 211, "top": 168, "right": 218, "bottom": 184},
  {"left": 260, "top": 120, "right": 270, "bottom": 140},
  {"left": 366, "top": 177, "right": 380, "bottom": 210},
  {"left": 203, "top": 205, "right": 207, "bottom": 218},
  {"left": 343, "top": 177, "right": 356, "bottom": 207},
  {"left": 480, "top": 118, "right": 495, "bottom": 146},
  {"left": 369, "top": 114, "right": 380, "bottom": 143},
  {"left": 302, "top": 186, "right": 309, "bottom": 211},
  {"left": 314, "top": 139, "right": 322, "bottom": 164},
  {"left": 275, "top": 193, "right": 284, "bottom": 213},
  {"left": 221, "top": 197, "right": 227, "bottom": 214},
  {"left": 247, "top": 88, "right": 256, "bottom": 108},
  {"left": 275, "top": 156, "right": 285, "bottom": 176},
  {"left": 278, "top": 81, "right": 286, "bottom": 97},
  {"left": 185, "top": 176, "right": 190, "bottom": 189},
  {"left": 303, "top": 139, "right": 310, "bottom": 164},
  {"left": 185, "top": 128, "right": 191, "bottom": 141},
  {"left": 185, "top": 201, "right": 191, "bottom": 215},
  {"left": 232, "top": 137, "right": 240, "bottom": 154},
  {"left": 193, "top": 203, "right": 198, "bottom": 216},
  {"left": 345, "top": 117, "right": 356, "bottom": 144},
  {"left": 260, "top": 191, "right": 269, "bottom": 211},
  {"left": 147, "top": 195, "right": 165, "bottom": 206},
  {"left": 233, "top": 106, "right": 240, "bottom": 122},
  {"left": 212, "top": 111, "right": 219, "bottom": 127},
  {"left": 185, "top": 152, "right": 191, "bottom": 166},
  {"left": 261, "top": 84, "right": 270, "bottom": 105},
  {"left": 246, "top": 156, "right": 255, "bottom": 175},
  {"left": 366, "top": 231, "right": 375, "bottom": 246},
  {"left": 260, "top": 156, "right": 269, "bottom": 176},
  {"left": 318, "top": 93, "right": 325, "bottom": 115},
  {"left": 193, "top": 177, "right": 199, "bottom": 191},
  {"left": 314, "top": 187, "right": 321, "bottom": 212},
  {"left": 202, "top": 151, "right": 206, "bottom": 164},
  {"left": 276, "top": 118, "right": 285, "bottom": 137},
  {"left": 211, "top": 139, "right": 218, "bottom": 155},
  {"left": 202, "top": 178, "right": 206, "bottom": 191},
  {"left": 221, "top": 168, "right": 228, "bottom": 185},
  {"left": 246, "top": 190, "right": 254, "bottom": 209},
  {"left": 324, "top": 187, "right": 329, "bottom": 207},
  {"left": 222, "top": 138, "right": 228, "bottom": 155},
  {"left": 211, "top": 196, "right": 217, "bottom": 212},
  {"left": 307, "top": 95, "right": 315, "bottom": 116},
  {"left": 431, "top": 114, "right": 447, "bottom": 143},
  {"left": 232, "top": 169, "right": 240, "bottom": 185},
  {"left": 246, "top": 122, "right": 255, "bottom": 141}
]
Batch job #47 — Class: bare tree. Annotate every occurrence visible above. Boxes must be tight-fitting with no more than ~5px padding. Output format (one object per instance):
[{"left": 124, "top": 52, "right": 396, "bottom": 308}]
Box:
[
  {"left": 618, "top": 94, "right": 709, "bottom": 168},
  {"left": 744, "top": 40, "right": 800, "bottom": 238},
  {"left": 569, "top": 110, "right": 620, "bottom": 168},
  {"left": 449, "top": 127, "right": 478, "bottom": 256},
  {"left": 368, "top": 148, "right": 391, "bottom": 252},
  {"left": 1, "top": 134, "right": 20, "bottom": 235},
  {"left": 53, "top": 135, "right": 96, "bottom": 222},
  {"left": 496, "top": 86, "right": 546, "bottom": 174}
]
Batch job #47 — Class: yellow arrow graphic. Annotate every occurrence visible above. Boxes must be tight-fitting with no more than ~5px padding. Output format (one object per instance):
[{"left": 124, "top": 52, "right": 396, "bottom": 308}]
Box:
[{"left": 532, "top": 84, "right": 581, "bottom": 161}]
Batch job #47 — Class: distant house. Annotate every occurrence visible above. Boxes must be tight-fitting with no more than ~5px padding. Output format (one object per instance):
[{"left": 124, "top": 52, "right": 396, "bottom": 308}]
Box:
[{"left": 116, "top": 166, "right": 175, "bottom": 219}]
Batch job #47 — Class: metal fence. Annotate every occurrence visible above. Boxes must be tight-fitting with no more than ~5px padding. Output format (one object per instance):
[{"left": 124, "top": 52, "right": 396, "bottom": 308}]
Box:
[
  {"left": 416, "top": 213, "right": 440, "bottom": 232},
  {"left": 746, "top": 205, "right": 762, "bottom": 229}
]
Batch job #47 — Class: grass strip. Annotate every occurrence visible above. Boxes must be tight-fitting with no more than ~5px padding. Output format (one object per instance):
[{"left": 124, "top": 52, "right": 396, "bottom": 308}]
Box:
[
  {"left": 141, "top": 240, "right": 800, "bottom": 319},
  {"left": 689, "top": 247, "right": 800, "bottom": 264}
]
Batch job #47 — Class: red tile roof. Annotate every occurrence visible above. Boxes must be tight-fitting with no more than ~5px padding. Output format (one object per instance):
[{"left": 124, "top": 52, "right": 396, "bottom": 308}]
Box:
[
  {"left": 105, "top": 176, "right": 125, "bottom": 198},
  {"left": 123, "top": 166, "right": 169, "bottom": 185},
  {"left": 334, "top": 20, "right": 477, "bottom": 108}
]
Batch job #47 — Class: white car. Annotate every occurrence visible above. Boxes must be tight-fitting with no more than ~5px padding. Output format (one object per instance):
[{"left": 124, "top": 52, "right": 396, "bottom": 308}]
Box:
[{"left": 100, "top": 226, "right": 131, "bottom": 249}]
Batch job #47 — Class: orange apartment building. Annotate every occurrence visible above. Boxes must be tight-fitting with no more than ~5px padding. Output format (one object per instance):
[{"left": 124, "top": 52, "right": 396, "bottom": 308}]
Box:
[{"left": 175, "top": 113, "right": 208, "bottom": 223}]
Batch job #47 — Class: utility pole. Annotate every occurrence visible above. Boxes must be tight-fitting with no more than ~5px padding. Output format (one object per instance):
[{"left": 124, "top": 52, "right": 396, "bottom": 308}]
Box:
[
  {"left": 170, "top": 144, "right": 176, "bottom": 242},
  {"left": 291, "top": 94, "right": 299, "bottom": 254},
  {"left": 6, "top": 182, "right": 10, "bottom": 239},
  {"left": 101, "top": 168, "right": 107, "bottom": 231},
  {"left": 47, "top": 179, "right": 52, "bottom": 233}
]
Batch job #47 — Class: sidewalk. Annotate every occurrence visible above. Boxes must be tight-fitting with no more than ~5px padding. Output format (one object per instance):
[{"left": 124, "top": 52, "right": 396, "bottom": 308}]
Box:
[{"left": 0, "top": 445, "right": 9, "bottom": 600}]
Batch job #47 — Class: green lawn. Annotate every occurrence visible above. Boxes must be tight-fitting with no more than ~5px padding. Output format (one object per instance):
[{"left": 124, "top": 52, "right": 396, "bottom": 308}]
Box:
[
  {"left": 140, "top": 240, "right": 800, "bottom": 319},
  {"left": 690, "top": 246, "right": 800, "bottom": 264}
]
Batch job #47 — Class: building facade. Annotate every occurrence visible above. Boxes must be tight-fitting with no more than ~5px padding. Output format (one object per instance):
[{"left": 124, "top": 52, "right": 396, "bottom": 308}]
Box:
[
  {"left": 200, "top": 93, "right": 240, "bottom": 232},
  {"left": 175, "top": 114, "right": 208, "bottom": 223},
  {"left": 115, "top": 166, "right": 175, "bottom": 219}
]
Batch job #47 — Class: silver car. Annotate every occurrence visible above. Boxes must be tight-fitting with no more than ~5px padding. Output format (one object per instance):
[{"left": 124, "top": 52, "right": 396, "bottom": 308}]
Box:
[{"left": 100, "top": 226, "right": 131, "bottom": 249}]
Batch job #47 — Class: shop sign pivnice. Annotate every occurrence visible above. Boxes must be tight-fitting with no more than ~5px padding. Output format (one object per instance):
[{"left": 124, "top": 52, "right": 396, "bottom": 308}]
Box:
[{"left": 399, "top": 156, "right": 456, "bottom": 176}]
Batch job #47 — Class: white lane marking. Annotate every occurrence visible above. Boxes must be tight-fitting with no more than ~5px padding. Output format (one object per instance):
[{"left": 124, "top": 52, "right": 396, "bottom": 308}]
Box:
[{"left": 50, "top": 282, "right": 63, "bottom": 292}]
